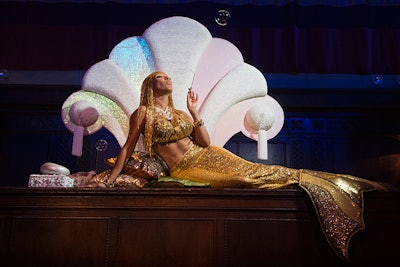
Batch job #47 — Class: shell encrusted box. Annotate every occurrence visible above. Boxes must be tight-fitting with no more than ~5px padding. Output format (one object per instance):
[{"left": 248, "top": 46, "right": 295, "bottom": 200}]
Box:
[{"left": 28, "top": 174, "right": 75, "bottom": 188}]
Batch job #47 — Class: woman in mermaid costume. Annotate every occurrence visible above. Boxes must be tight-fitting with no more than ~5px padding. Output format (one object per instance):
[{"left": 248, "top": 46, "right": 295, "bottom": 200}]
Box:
[{"left": 102, "top": 71, "right": 388, "bottom": 261}]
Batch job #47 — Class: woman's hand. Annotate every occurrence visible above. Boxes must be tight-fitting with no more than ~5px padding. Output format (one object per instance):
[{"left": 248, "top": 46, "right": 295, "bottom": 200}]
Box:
[{"left": 187, "top": 89, "right": 200, "bottom": 121}]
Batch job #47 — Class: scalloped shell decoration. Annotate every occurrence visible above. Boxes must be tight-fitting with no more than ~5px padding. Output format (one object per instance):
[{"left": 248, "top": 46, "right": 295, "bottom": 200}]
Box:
[{"left": 61, "top": 16, "right": 284, "bottom": 157}]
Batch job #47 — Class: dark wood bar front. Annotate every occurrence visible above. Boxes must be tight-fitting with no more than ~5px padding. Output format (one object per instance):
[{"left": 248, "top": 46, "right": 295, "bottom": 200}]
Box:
[{"left": 0, "top": 187, "right": 399, "bottom": 267}]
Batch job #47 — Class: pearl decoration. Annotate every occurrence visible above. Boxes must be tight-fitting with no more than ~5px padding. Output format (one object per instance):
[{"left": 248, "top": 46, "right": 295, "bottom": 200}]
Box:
[
  {"left": 245, "top": 105, "right": 275, "bottom": 131},
  {"left": 68, "top": 100, "right": 99, "bottom": 157},
  {"left": 245, "top": 105, "right": 276, "bottom": 160}
]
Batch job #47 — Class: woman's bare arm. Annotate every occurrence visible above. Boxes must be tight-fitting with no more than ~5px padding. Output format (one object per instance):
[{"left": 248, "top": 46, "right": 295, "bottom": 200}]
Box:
[
  {"left": 186, "top": 89, "right": 210, "bottom": 147},
  {"left": 107, "top": 106, "right": 146, "bottom": 184}
]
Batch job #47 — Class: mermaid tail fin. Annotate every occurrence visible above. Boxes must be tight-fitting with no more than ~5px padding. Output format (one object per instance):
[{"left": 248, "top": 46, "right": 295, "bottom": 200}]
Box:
[{"left": 299, "top": 169, "right": 388, "bottom": 261}]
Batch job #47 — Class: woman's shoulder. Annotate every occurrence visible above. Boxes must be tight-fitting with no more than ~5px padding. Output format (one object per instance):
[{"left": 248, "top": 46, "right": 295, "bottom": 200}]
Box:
[
  {"left": 131, "top": 105, "right": 147, "bottom": 116},
  {"left": 130, "top": 105, "right": 147, "bottom": 122},
  {"left": 138, "top": 105, "right": 147, "bottom": 113}
]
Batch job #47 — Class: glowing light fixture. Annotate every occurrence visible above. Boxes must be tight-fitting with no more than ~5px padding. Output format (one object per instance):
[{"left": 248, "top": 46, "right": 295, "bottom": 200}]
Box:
[{"left": 0, "top": 69, "right": 8, "bottom": 79}]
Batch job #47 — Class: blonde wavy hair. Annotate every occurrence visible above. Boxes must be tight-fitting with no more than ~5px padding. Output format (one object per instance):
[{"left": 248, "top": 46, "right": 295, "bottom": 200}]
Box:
[{"left": 140, "top": 71, "right": 176, "bottom": 154}]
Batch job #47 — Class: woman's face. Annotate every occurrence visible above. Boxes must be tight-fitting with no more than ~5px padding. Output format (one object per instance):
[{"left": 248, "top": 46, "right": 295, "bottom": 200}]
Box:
[{"left": 153, "top": 73, "right": 172, "bottom": 95}]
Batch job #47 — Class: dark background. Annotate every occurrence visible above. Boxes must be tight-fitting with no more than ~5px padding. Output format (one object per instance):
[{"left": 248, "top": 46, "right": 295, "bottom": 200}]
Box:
[{"left": 1, "top": 1, "right": 400, "bottom": 73}]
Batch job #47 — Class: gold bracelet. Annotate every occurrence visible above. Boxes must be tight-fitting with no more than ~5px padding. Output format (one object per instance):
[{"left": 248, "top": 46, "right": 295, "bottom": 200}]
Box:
[{"left": 194, "top": 119, "right": 204, "bottom": 127}]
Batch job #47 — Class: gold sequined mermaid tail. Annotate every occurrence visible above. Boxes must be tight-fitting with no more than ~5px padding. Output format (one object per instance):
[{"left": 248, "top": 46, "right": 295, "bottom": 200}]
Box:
[
  {"left": 170, "top": 144, "right": 300, "bottom": 189},
  {"left": 299, "top": 170, "right": 387, "bottom": 261},
  {"left": 170, "top": 144, "right": 389, "bottom": 260}
]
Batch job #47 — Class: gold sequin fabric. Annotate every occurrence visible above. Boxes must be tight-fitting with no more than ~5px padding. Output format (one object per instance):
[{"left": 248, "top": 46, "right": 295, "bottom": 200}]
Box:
[
  {"left": 106, "top": 151, "right": 169, "bottom": 178},
  {"left": 170, "top": 144, "right": 300, "bottom": 189},
  {"left": 152, "top": 110, "right": 193, "bottom": 144},
  {"left": 299, "top": 170, "right": 387, "bottom": 260},
  {"left": 300, "top": 181, "right": 361, "bottom": 260},
  {"left": 169, "top": 144, "right": 388, "bottom": 260},
  {"left": 91, "top": 169, "right": 149, "bottom": 188}
]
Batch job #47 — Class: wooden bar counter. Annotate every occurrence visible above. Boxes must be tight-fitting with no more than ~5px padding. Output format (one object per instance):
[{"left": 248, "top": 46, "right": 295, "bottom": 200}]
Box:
[{"left": 0, "top": 187, "right": 399, "bottom": 267}]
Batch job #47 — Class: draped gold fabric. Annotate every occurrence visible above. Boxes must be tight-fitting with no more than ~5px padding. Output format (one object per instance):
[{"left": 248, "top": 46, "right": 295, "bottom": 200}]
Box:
[{"left": 170, "top": 144, "right": 388, "bottom": 260}]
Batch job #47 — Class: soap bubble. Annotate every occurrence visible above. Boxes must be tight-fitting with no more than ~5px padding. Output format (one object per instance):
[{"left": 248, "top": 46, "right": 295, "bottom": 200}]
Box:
[
  {"left": 95, "top": 139, "right": 108, "bottom": 152},
  {"left": 215, "top": 10, "right": 231, "bottom": 26}
]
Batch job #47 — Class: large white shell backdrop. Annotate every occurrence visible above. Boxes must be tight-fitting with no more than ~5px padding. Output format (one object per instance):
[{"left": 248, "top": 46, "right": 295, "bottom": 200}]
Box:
[{"left": 61, "top": 16, "right": 284, "bottom": 159}]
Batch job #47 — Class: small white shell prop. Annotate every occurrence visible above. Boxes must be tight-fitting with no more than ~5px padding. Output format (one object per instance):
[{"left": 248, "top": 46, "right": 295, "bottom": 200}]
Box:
[{"left": 40, "top": 162, "right": 70, "bottom": 175}]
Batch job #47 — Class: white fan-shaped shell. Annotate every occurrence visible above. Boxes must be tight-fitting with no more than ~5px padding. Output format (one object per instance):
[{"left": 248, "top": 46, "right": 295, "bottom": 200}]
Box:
[
  {"left": 81, "top": 59, "right": 139, "bottom": 116},
  {"left": 143, "top": 16, "right": 212, "bottom": 111},
  {"left": 193, "top": 38, "right": 244, "bottom": 109},
  {"left": 109, "top": 36, "right": 155, "bottom": 92},
  {"left": 200, "top": 63, "right": 268, "bottom": 133},
  {"left": 61, "top": 16, "right": 284, "bottom": 155}
]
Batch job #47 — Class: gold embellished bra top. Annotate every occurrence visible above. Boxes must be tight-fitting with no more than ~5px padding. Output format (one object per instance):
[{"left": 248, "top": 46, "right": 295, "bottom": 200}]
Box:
[{"left": 152, "top": 109, "right": 193, "bottom": 144}]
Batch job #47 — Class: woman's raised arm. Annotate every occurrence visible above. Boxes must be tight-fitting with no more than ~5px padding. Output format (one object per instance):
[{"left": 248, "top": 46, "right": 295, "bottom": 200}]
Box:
[{"left": 187, "top": 89, "right": 210, "bottom": 147}]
